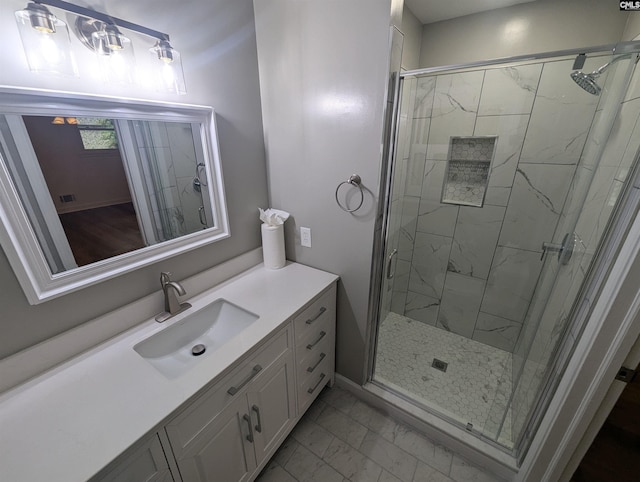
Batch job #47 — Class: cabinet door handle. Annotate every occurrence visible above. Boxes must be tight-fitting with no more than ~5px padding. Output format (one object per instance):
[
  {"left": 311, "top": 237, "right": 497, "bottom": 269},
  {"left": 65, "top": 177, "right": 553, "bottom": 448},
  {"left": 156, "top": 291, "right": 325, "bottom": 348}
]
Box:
[
  {"left": 227, "top": 365, "right": 262, "bottom": 395},
  {"left": 307, "top": 352, "right": 326, "bottom": 373},
  {"left": 252, "top": 405, "right": 262, "bottom": 433},
  {"left": 307, "top": 373, "right": 326, "bottom": 394},
  {"left": 306, "top": 331, "right": 326, "bottom": 350},
  {"left": 243, "top": 414, "right": 254, "bottom": 443},
  {"left": 305, "top": 307, "right": 327, "bottom": 324}
]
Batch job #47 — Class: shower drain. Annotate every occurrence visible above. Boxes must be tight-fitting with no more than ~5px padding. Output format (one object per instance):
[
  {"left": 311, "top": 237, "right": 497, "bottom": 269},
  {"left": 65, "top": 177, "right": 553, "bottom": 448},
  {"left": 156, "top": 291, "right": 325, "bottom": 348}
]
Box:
[{"left": 431, "top": 358, "right": 448, "bottom": 372}]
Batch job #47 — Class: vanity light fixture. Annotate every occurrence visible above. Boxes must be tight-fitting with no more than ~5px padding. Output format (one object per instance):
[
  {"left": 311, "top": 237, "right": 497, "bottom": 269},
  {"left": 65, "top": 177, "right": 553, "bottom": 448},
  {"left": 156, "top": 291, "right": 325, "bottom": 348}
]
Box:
[
  {"left": 14, "top": 0, "right": 186, "bottom": 94},
  {"left": 14, "top": 2, "right": 77, "bottom": 77}
]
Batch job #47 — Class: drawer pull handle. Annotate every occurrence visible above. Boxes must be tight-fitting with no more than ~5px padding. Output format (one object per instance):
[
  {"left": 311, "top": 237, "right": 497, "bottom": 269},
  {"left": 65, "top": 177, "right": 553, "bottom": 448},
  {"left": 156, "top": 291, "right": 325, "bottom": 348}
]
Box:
[
  {"left": 307, "top": 373, "right": 326, "bottom": 394},
  {"left": 305, "top": 307, "right": 327, "bottom": 324},
  {"left": 307, "top": 353, "right": 326, "bottom": 372},
  {"left": 306, "top": 331, "right": 326, "bottom": 350},
  {"left": 227, "top": 365, "right": 262, "bottom": 395},
  {"left": 243, "top": 414, "right": 254, "bottom": 443},
  {"left": 252, "top": 405, "right": 262, "bottom": 433}
]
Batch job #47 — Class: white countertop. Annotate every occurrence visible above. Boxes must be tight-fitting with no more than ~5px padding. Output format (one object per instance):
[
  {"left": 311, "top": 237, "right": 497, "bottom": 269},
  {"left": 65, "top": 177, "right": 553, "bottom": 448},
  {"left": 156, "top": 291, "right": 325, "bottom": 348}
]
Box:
[{"left": 0, "top": 262, "right": 338, "bottom": 482}]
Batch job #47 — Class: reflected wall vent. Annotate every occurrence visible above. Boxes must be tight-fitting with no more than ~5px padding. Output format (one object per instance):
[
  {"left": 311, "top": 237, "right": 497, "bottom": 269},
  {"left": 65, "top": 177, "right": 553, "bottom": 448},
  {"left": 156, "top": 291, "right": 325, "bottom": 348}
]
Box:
[
  {"left": 59, "top": 194, "right": 76, "bottom": 203},
  {"left": 442, "top": 136, "right": 497, "bottom": 207}
]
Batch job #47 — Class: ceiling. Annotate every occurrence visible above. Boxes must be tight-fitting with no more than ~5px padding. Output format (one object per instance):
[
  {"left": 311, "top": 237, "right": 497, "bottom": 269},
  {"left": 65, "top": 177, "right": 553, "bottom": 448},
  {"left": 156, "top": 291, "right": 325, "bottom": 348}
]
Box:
[{"left": 405, "top": 0, "right": 539, "bottom": 24}]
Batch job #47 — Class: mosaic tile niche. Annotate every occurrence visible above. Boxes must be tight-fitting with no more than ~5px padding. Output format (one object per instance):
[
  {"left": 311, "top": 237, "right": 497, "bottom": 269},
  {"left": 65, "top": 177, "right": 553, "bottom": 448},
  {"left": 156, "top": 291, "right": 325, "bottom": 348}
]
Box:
[{"left": 442, "top": 136, "right": 496, "bottom": 207}]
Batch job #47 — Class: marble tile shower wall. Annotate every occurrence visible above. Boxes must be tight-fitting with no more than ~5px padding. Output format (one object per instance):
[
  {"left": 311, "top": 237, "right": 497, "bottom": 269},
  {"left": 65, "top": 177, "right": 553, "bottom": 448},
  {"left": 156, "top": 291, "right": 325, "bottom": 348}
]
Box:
[
  {"left": 510, "top": 59, "right": 640, "bottom": 439},
  {"left": 137, "top": 122, "right": 203, "bottom": 239},
  {"left": 390, "top": 59, "right": 601, "bottom": 353}
]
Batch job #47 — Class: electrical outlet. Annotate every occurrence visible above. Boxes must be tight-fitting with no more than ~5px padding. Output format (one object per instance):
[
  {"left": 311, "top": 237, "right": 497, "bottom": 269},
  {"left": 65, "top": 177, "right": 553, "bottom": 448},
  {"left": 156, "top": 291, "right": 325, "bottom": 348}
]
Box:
[{"left": 300, "top": 227, "right": 312, "bottom": 247}]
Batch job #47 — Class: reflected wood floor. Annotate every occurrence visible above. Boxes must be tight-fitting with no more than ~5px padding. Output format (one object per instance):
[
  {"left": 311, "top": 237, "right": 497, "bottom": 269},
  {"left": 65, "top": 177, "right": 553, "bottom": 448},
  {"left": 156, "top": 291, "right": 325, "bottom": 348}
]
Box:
[{"left": 59, "top": 202, "right": 145, "bottom": 267}]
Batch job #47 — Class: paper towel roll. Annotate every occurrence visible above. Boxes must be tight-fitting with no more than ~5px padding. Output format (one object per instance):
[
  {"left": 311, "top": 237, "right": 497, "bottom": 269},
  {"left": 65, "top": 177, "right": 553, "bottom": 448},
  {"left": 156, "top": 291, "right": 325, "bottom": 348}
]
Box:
[{"left": 261, "top": 223, "right": 286, "bottom": 269}]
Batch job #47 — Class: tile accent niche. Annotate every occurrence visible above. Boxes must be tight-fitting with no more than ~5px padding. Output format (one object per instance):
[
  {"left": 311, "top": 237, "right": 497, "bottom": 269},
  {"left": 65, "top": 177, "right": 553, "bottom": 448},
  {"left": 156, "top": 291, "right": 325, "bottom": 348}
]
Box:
[{"left": 389, "top": 59, "right": 606, "bottom": 353}]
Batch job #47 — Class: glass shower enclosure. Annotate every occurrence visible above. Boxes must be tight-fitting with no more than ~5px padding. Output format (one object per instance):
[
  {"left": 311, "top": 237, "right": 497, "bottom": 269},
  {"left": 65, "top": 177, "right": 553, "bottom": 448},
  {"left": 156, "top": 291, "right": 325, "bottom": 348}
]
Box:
[{"left": 369, "top": 41, "right": 640, "bottom": 458}]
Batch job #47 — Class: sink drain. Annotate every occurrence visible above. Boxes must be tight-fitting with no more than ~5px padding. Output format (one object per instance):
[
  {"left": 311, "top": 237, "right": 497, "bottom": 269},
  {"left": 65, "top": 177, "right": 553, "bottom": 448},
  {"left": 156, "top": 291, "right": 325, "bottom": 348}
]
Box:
[{"left": 191, "top": 344, "right": 206, "bottom": 356}]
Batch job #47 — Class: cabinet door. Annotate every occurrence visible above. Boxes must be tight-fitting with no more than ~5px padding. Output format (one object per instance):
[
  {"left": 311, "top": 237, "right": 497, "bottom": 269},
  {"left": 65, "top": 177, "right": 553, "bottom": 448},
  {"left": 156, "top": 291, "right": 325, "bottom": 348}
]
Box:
[
  {"left": 92, "top": 433, "right": 173, "bottom": 482},
  {"left": 247, "top": 353, "right": 296, "bottom": 464},
  {"left": 173, "top": 396, "right": 257, "bottom": 482}
]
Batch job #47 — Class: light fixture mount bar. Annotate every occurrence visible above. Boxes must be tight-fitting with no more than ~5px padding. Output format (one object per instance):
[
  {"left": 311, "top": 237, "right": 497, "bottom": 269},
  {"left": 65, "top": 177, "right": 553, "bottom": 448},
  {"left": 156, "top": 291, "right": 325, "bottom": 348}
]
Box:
[{"left": 32, "top": 0, "right": 170, "bottom": 41}]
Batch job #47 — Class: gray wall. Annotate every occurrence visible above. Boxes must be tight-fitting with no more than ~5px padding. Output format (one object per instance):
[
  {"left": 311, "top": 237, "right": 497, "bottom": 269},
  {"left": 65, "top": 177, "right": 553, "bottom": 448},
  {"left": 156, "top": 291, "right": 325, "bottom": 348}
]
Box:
[
  {"left": 419, "top": 0, "right": 629, "bottom": 69},
  {"left": 0, "top": 0, "right": 268, "bottom": 359},
  {"left": 400, "top": 6, "right": 422, "bottom": 71},
  {"left": 254, "top": 0, "right": 393, "bottom": 383}
]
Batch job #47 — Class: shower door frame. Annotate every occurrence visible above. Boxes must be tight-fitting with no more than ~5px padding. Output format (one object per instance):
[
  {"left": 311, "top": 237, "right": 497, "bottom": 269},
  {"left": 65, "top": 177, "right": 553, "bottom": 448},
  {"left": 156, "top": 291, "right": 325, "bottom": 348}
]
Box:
[{"left": 364, "top": 39, "right": 640, "bottom": 464}]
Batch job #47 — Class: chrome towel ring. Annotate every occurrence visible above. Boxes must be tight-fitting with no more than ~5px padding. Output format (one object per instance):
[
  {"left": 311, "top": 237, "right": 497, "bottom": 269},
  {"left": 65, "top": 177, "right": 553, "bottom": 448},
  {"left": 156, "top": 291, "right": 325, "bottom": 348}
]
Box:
[{"left": 335, "top": 174, "right": 364, "bottom": 213}]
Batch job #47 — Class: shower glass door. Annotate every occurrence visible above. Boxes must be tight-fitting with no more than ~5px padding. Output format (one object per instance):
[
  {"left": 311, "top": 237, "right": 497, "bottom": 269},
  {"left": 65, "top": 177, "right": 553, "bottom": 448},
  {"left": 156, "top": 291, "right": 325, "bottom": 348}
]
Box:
[{"left": 371, "top": 43, "right": 640, "bottom": 455}]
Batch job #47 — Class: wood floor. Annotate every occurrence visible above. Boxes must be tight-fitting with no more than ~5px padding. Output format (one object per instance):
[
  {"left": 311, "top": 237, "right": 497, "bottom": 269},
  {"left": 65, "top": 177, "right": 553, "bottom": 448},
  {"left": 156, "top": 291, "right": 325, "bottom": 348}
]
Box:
[
  {"left": 571, "top": 362, "right": 640, "bottom": 482},
  {"left": 59, "top": 203, "right": 145, "bottom": 267}
]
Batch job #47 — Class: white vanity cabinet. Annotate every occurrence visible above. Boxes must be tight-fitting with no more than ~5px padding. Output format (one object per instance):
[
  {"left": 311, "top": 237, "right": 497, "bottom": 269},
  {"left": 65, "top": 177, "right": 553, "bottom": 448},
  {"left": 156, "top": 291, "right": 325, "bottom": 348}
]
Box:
[
  {"left": 90, "top": 433, "right": 173, "bottom": 482},
  {"left": 294, "top": 286, "right": 336, "bottom": 414},
  {"left": 164, "top": 324, "right": 297, "bottom": 482}
]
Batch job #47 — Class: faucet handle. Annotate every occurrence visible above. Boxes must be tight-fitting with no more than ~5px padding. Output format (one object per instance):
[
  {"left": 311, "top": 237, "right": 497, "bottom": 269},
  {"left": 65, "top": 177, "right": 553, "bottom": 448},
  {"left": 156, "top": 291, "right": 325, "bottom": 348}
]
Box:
[{"left": 160, "top": 272, "right": 172, "bottom": 287}]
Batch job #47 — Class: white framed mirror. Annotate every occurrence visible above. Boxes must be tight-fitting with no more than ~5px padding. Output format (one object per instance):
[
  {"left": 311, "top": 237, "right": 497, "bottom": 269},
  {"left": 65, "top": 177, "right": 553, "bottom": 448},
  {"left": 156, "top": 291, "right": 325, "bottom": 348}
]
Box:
[{"left": 0, "top": 88, "right": 229, "bottom": 304}]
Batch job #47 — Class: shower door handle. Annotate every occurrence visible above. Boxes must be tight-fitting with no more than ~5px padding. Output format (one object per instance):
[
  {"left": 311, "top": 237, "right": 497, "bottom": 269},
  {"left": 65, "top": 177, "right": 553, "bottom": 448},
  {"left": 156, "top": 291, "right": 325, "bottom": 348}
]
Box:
[
  {"left": 541, "top": 233, "right": 576, "bottom": 265},
  {"left": 386, "top": 249, "right": 398, "bottom": 279},
  {"left": 198, "top": 206, "right": 207, "bottom": 226}
]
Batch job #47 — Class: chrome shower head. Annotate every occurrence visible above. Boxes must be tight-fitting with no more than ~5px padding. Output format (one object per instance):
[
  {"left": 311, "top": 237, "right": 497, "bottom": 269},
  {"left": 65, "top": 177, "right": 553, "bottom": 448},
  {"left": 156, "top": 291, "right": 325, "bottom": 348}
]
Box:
[
  {"left": 570, "top": 70, "right": 602, "bottom": 95},
  {"left": 570, "top": 53, "right": 636, "bottom": 96}
]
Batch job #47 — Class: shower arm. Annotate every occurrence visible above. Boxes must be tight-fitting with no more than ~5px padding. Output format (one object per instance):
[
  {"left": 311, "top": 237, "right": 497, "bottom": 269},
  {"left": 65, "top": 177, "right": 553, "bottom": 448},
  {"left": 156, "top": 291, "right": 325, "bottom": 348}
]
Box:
[{"left": 592, "top": 53, "right": 635, "bottom": 76}]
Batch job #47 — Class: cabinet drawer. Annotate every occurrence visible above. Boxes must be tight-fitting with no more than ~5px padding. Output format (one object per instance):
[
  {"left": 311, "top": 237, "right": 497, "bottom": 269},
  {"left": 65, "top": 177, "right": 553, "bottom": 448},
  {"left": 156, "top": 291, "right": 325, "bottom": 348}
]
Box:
[
  {"left": 293, "top": 286, "right": 336, "bottom": 343},
  {"left": 298, "top": 355, "right": 332, "bottom": 413},
  {"left": 296, "top": 331, "right": 333, "bottom": 383},
  {"left": 166, "top": 326, "right": 290, "bottom": 454}
]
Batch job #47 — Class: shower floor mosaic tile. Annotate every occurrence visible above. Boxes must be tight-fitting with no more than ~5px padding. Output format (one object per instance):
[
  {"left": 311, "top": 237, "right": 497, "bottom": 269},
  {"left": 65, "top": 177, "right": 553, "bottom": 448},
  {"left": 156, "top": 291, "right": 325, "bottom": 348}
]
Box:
[{"left": 374, "top": 312, "right": 514, "bottom": 446}]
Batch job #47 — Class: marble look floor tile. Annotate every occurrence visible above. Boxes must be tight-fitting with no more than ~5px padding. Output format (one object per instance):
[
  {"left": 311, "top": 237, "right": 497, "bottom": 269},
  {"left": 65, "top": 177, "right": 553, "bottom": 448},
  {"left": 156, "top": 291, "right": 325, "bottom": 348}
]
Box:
[
  {"left": 348, "top": 399, "right": 401, "bottom": 443},
  {"left": 413, "top": 462, "right": 455, "bottom": 482},
  {"left": 255, "top": 462, "right": 298, "bottom": 482},
  {"left": 284, "top": 444, "right": 345, "bottom": 482},
  {"left": 478, "top": 64, "right": 542, "bottom": 116},
  {"left": 304, "top": 398, "right": 327, "bottom": 421},
  {"left": 449, "top": 455, "right": 505, "bottom": 482},
  {"left": 393, "top": 425, "right": 453, "bottom": 475},
  {"left": 320, "top": 386, "right": 359, "bottom": 414},
  {"left": 316, "top": 405, "right": 368, "bottom": 448},
  {"left": 292, "top": 417, "right": 335, "bottom": 458},
  {"left": 379, "top": 470, "right": 403, "bottom": 482},
  {"left": 359, "top": 431, "right": 418, "bottom": 482},
  {"left": 323, "top": 437, "right": 383, "bottom": 482},
  {"left": 272, "top": 437, "right": 300, "bottom": 467},
  {"left": 437, "top": 273, "right": 485, "bottom": 338}
]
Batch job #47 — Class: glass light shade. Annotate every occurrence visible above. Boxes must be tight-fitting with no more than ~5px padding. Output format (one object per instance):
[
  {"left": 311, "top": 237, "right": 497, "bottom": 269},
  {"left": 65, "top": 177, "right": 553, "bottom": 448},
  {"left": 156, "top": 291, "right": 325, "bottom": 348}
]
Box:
[
  {"left": 14, "top": 5, "right": 78, "bottom": 77},
  {"left": 91, "top": 29, "right": 136, "bottom": 85},
  {"left": 150, "top": 41, "right": 186, "bottom": 95}
]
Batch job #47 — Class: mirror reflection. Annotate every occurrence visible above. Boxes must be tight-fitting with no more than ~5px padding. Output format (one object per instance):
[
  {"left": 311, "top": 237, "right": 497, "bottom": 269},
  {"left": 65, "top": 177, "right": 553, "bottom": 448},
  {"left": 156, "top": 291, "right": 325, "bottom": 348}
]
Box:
[{"left": 0, "top": 114, "right": 214, "bottom": 274}]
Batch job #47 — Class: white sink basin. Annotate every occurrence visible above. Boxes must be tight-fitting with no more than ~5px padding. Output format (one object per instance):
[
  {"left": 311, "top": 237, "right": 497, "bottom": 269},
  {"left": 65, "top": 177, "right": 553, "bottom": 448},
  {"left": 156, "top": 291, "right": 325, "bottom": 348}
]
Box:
[{"left": 134, "top": 299, "right": 259, "bottom": 378}]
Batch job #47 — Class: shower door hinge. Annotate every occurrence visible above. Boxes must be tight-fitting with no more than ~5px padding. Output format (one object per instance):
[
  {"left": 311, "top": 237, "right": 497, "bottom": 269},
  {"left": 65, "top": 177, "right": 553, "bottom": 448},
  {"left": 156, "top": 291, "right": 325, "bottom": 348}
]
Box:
[{"left": 615, "top": 366, "right": 637, "bottom": 383}]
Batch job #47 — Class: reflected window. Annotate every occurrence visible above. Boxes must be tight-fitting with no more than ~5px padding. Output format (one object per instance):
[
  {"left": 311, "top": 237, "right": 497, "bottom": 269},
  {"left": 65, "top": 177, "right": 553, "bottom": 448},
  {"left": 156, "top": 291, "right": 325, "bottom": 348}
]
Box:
[{"left": 76, "top": 117, "right": 118, "bottom": 150}]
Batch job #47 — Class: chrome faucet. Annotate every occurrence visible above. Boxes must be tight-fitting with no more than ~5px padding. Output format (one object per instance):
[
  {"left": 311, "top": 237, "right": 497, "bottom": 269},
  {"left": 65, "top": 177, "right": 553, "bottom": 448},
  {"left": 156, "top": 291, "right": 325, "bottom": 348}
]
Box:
[{"left": 155, "top": 272, "right": 192, "bottom": 322}]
